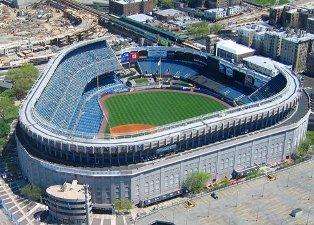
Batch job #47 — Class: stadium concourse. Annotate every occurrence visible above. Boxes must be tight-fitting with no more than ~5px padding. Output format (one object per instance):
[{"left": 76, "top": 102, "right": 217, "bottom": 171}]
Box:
[{"left": 16, "top": 38, "right": 309, "bottom": 209}]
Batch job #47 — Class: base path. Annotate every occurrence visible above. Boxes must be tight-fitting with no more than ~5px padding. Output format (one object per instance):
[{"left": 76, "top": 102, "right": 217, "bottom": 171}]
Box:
[{"left": 110, "top": 124, "right": 155, "bottom": 136}]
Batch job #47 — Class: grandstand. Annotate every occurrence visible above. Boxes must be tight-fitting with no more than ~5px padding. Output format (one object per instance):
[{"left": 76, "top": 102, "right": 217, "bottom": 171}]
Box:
[
  {"left": 17, "top": 39, "right": 309, "bottom": 209},
  {"left": 35, "top": 40, "right": 125, "bottom": 136},
  {"left": 137, "top": 59, "right": 200, "bottom": 79},
  {"left": 249, "top": 73, "right": 287, "bottom": 101}
]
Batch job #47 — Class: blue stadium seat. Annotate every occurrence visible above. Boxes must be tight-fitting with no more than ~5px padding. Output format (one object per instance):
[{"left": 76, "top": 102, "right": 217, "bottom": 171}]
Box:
[
  {"left": 35, "top": 41, "right": 127, "bottom": 136},
  {"left": 137, "top": 59, "right": 199, "bottom": 79},
  {"left": 249, "top": 74, "right": 286, "bottom": 102}
]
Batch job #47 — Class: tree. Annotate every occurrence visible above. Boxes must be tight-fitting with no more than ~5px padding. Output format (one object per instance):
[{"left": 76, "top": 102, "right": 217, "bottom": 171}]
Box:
[
  {"left": 0, "top": 93, "right": 18, "bottom": 153},
  {"left": 0, "top": 138, "right": 5, "bottom": 152},
  {"left": 0, "top": 64, "right": 38, "bottom": 152},
  {"left": 159, "top": 0, "right": 174, "bottom": 8},
  {"left": 0, "top": 120, "right": 10, "bottom": 139},
  {"left": 113, "top": 198, "right": 133, "bottom": 214},
  {"left": 183, "top": 0, "right": 204, "bottom": 7},
  {"left": 245, "top": 169, "right": 261, "bottom": 180},
  {"left": 5, "top": 63, "right": 39, "bottom": 100},
  {"left": 21, "top": 184, "right": 44, "bottom": 202},
  {"left": 296, "top": 135, "right": 312, "bottom": 157},
  {"left": 187, "top": 22, "right": 210, "bottom": 37},
  {"left": 183, "top": 171, "right": 211, "bottom": 194},
  {"left": 210, "top": 23, "right": 224, "bottom": 34},
  {"left": 307, "top": 131, "right": 314, "bottom": 146}
]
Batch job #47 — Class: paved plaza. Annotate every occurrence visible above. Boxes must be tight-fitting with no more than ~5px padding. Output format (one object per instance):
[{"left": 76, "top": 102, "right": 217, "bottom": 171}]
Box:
[{"left": 126, "top": 159, "right": 313, "bottom": 225}]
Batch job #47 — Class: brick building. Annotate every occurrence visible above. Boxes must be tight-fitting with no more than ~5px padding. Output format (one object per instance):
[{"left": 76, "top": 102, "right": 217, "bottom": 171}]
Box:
[
  {"left": 280, "top": 33, "right": 313, "bottom": 73},
  {"left": 109, "top": 0, "right": 153, "bottom": 16},
  {"left": 205, "top": 0, "right": 241, "bottom": 9}
]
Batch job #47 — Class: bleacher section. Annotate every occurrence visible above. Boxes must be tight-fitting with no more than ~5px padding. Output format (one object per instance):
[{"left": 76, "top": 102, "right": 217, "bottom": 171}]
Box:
[
  {"left": 35, "top": 41, "right": 125, "bottom": 136},
  {"left": 137, "top": 59, "right": 200, "bottom": 79},
  {"left": 249, "top": 74, "right": 287, "bottom": 102},
  {"left": 137, "top": 59, "right": 253, "bottom": 105},
  {"left": 190, "top": 75, "right": 251, "bottom": 105}
]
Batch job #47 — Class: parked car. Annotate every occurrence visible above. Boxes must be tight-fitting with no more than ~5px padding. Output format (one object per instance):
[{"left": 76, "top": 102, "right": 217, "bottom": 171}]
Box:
[
  {"left": 151, "top": 221, "right": 175, "bottom": 225},
  {"left": 184, "top": 200, "right": 196, "bottom": 208},
  {"left": 267, "top": 174, "right": 276, "bottom": 181},
  {"left": 211, "top": 192, "right": 218, "bottom": 199},
  {"left": 290, "top": 208, "right": 302, "bottom": 217}
]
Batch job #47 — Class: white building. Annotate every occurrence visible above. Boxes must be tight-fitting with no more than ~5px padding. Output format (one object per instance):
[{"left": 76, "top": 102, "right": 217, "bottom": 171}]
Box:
[
  {"left": 127, "top": 14, "right": 154, "bottom": 23},
  {"left": 243, "top": 55, "right": 279, "bottom": 77},
  {"left": 46, "top": 180, "right": 92, "bottom": 225},
  {"left": 4, "top": 0, "right": 40, "bottom": 7},
  {"left": 204, "top": 8, "right": 227, "bottom": 20},
  {"left": 227, "top": 5, "right": 242, "bottom": 16},
  {"left": 216, "top": 39, "right": 255, "bottom": 63}
]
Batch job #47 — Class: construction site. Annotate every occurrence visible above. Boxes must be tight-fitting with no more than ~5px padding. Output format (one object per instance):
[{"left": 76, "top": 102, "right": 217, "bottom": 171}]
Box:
[{"left": 0, "top": 1, "right": 112, "bottom": 68}]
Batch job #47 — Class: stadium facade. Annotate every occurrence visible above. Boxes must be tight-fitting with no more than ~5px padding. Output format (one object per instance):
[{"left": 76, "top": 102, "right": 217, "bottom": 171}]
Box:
[{"left": 17, "top": 38, "right": 310, "bottom": 209}]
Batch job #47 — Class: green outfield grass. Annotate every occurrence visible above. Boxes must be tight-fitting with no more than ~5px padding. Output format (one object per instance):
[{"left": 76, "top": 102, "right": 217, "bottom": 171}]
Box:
[
  {"left": 103, "top": 90, "right": 226, "bottom": 131},
  {"left": 250, "top": 0, "right": 289, "bottom": 6}
]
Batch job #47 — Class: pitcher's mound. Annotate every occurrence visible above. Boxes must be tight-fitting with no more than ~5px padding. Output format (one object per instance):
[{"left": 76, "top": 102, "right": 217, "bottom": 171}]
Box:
[{"left": 110, "top": 124, "right": 155, "bottom": 136}]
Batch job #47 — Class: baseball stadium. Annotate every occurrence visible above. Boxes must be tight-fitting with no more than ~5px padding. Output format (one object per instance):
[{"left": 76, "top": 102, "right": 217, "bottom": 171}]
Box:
[{"left": 16, "top": 38, "right": 310, "bottom": 209}]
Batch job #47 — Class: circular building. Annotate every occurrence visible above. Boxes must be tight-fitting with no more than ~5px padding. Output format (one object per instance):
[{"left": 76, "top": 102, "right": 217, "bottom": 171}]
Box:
[{"left": 46, "top": 180, "right": 92, "bottom": 224}]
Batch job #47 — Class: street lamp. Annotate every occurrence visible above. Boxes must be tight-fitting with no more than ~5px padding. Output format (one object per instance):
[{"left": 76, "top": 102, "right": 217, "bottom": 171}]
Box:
[
  {"left": 255, "top": 206, "right": 260, "bottom": 221},
  {"left": 260, "top": 182, "right": 265, "bottom": 198},
  {"left": 236, "top": 186, "right": 239, "bottom": 207},
  {"left": 305, "top": 205, "right": 311, "bottom": 225},
  {"left": 208, "top": 199, "right": 210, "bottom": 217},
  {"left": 286, "top": 170, "right": 291, "bottom": 187}
]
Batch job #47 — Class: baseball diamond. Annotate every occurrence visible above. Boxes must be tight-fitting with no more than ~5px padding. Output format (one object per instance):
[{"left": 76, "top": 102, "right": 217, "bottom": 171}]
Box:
[{"left": 102, "top": 90, "right": 226, "bottom": 134}]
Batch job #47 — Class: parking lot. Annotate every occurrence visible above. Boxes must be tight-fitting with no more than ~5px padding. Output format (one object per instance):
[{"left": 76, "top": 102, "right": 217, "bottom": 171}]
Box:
[{"left": 128, "top": 160, "right": 313, "bottom": 225}]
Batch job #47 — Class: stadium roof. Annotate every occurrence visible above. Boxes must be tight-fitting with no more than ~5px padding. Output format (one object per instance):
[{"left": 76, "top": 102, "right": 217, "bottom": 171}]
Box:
[{"left": 216, "top": 40, "right": 255, "bottom": 55}]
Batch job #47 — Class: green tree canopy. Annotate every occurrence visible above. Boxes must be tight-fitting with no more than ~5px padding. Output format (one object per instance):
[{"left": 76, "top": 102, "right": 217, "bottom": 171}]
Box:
[
  {"left": 0, "top": 120, "right": 10, "bottom": 139},
  {"left": 187, "top": 22, "right": 210, "bottom": 37},
  {"left": 0, "top": 64, "right": 38, "bottom": 152},
  {"left": 5, "top": 64, "right": 39, "bottom": 100},
  {"left": 113, "top": 198, "right": 133, "bottom": 213},
  {"left": 0, "top": 92, "right": 18, "bottom": 149},
  {"left": 182, "top": 0, "right": 204, "bottom": 7},
  {"left": 210, "top": 23, "right": 224, "bottom": 34},
  {"left": 297, "top": 133, "right": 313, "bottom": 157},
  {"left": 21, "top": 184, "right": 44, "bottom": 202},
  {"left": 307, "top": 131, "right": 314, "bottom": 146},
  {"left": 159, "top": 0, "right": 174, "bottom": 8},
  {"left": 183, "top": 171, "right": 211, "bottom": 194}
]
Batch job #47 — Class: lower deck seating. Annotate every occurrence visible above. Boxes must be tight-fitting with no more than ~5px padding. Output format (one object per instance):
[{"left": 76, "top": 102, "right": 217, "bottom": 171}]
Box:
[{"left": 70, "top": 83, "right": 129, "bottom": 135}]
